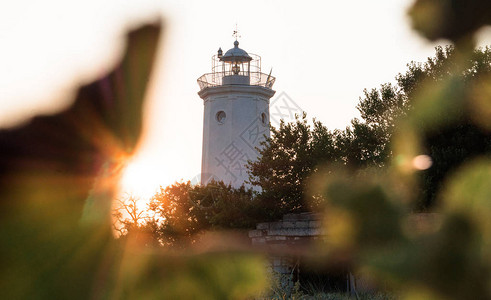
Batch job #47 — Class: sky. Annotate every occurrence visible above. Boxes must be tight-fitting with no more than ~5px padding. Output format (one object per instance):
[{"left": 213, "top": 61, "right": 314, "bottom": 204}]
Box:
[{"left": 1, "top": 0, "right": 490, "bottom": 200}]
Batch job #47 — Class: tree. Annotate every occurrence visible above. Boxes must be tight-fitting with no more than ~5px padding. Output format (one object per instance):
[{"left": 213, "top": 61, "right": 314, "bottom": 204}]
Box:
[
  {"left": 147, "top": 181, "right": 259, "bottom": 247},
  {"left": 358, "top": 45, "right": 491, "bottom": 208},
  {"left": 250, "top": 45, "right": 491, "bottom": 212},
  {"left": 112, "top": 194, "right": 150, "bottom": 236},
  {"left": 248, "top": 113, "right": 339, "bottom": 220}
]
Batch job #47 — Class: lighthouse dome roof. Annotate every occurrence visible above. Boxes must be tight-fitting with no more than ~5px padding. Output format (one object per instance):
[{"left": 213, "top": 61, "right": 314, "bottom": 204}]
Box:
[{"left": 220, "top": 41, "right": 252, "bottom": 62}]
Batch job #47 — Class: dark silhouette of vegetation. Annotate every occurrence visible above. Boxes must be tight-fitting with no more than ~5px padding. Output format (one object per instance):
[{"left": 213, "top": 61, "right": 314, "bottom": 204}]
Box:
[
  {"left": 0, "top": 23, "right": 162, "bottom": 298},
  {"left": 247, "top": 114, "right": 339, "bottom": 220},
  {"left": 112, "top": 194, "right": 150, "bottom": 235}
]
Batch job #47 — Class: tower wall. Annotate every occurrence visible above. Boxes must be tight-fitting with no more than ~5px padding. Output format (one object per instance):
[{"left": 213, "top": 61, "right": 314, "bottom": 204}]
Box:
[{"left": 198, "top": 85, "right": 275, "bottom": 188}]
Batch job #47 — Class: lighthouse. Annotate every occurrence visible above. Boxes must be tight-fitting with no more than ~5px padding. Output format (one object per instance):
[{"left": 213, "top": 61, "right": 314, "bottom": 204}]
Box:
[{"left": 197, "top": 38, "right": 276, "bottom": 187}]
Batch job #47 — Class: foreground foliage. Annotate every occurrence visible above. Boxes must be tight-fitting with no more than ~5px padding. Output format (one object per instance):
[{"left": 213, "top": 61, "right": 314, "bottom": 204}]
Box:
[
  {"left": 0, "top": 23, "right": 268, "bottom": 299},
  {"left": 306, "top": 2, "right": 491, "bottom": 297},
  {"left": 2, "top": 0, "right": 491, "bottom": 299}
]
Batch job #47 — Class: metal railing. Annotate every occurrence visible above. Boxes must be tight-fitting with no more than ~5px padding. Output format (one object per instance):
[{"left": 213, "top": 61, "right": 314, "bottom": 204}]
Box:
[{"left": 197, "top": 72, "right": 276, "bottom": 91}]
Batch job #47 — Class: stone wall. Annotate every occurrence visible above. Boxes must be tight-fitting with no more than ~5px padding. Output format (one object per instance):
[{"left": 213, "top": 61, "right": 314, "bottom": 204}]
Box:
[
  {"left": 249, "top": 212, "right": 441, "bottom": 294},
  {"left": 249, "top": 212, "right": 323, "bottom": 274}
]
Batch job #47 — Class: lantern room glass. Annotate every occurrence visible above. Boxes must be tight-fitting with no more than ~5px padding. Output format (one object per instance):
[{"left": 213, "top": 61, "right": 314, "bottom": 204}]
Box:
[{"left": 222, "top": 60, "right": 250, "bottom": 77}]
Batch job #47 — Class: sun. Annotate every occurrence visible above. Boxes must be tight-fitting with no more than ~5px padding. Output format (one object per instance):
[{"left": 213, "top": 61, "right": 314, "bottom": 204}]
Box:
[{"left": 120, "top": 157, "right": 167, "bottom": 201}]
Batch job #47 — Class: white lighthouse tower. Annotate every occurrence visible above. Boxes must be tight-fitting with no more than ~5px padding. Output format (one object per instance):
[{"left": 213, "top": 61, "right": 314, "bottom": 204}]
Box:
[{"left": 197, "top": 37, "right": 276, "bottom": 187}]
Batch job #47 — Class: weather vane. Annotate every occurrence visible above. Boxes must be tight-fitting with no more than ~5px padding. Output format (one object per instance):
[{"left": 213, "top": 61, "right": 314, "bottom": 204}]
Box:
[{"left": 232, "top": 23, "right": 241, "bottom": 41}]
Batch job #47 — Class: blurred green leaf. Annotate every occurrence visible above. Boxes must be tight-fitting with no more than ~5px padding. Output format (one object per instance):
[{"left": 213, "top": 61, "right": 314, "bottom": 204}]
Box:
[
  {"left": 408, "top": 0, "right": 491, "bottom": 43},
  {"left": 0, "top": 23, "right": 161, "bottom": 299}
]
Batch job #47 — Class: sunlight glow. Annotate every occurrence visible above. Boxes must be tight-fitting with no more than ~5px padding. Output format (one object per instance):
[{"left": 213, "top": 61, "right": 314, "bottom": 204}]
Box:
[{"left": 120, "top": 157, "right": 167, "bottom": 201}]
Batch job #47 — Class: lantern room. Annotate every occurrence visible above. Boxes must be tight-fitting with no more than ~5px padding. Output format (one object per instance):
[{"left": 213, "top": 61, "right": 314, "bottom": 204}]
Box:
[
  {"left": 219, "top": 40, "right": 252, "bottom": 82},
  {"left": 197, "top": 40, "right": 275, "bottom": 90}
]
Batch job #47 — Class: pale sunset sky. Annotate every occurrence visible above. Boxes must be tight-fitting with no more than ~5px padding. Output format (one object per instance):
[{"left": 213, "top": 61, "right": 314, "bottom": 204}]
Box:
[{"left": 1, "top": 0, "right": 490, "bottom": 199}]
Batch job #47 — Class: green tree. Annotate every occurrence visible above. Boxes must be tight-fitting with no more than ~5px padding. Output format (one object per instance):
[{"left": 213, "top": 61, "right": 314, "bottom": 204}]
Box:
[
  {"left": 250, "top": 45, "right": 491, "bottom": 213},
  {"left": 358, "top": 45, "right": 491, "bottom": 208},
  {"left": 147, "top": 181, "right": 259, "bottom": 247},
  {"left": 248, "top": 113, "right": 338, "bottom": 220}
]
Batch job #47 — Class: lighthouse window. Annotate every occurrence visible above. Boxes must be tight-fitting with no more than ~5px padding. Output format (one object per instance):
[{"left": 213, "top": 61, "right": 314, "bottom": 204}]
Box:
[
  {"left": 216, "top": 111, "right": 226, "bottom": 124},
  {"left": 261, "top": 113, "right": 268, "bottom": 126}
]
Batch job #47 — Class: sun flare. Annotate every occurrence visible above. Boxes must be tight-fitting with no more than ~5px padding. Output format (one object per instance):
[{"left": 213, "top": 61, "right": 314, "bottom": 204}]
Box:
[{"left": 120, "top": 157, "right": 166, "bottom": 201}]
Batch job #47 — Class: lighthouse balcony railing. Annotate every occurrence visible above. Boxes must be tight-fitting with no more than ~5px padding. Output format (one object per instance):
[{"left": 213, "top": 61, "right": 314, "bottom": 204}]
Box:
[{"left": 197, "top": 72, "right": 276, "bottom": 91}]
